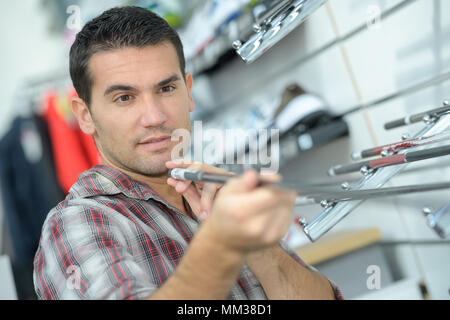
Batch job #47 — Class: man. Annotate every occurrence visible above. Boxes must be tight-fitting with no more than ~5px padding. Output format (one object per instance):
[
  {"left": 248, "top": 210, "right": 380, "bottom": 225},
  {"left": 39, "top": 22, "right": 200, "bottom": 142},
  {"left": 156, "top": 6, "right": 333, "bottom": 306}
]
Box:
[{"left": 33, "top": 6, "right": 341, "bottom": 300}]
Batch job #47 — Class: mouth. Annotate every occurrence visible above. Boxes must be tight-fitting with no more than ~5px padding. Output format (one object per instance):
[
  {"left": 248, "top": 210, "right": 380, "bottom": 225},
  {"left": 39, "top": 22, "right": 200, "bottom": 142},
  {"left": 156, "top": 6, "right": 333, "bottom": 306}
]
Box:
[{"left": 138, "top": 136, "right": 171, "bottom": 151}]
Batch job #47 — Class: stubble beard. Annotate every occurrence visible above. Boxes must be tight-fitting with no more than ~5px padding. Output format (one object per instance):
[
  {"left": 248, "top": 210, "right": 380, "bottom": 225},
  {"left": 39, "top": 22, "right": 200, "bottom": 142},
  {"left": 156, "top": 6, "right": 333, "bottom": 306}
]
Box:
[
  {"left": 102, "top": 138, "right": 174, "bottom": 178},
  {"left": 92, "top": 112, "right": 191, "bottom": 178}
]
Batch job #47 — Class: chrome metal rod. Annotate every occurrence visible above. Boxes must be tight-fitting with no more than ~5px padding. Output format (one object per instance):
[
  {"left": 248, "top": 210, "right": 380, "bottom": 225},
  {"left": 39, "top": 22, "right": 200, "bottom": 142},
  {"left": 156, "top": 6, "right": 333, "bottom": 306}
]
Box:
[
  {"left": 384, "top": 103, "right": 450, "bottom": 130},
  {"left": 169, "top": 168, "right": 346, "bottom": 194},
  {"left": 343, "top": 72, "right": 450, "bottom": 116},
  {"left": 329, "top": 144, "right": 450, "bottom": 176},
  {"left": 170, "top": 170, "right": 450, "bottom": 209},
  {"left": 297, "top": 181, "right": 450, "bottom": 204},
  {"left": 352, "top": 130, "right": 450, "bottom": 160},
  {"left": 303, "top": 110, "right": 450, "bottom": 242}
]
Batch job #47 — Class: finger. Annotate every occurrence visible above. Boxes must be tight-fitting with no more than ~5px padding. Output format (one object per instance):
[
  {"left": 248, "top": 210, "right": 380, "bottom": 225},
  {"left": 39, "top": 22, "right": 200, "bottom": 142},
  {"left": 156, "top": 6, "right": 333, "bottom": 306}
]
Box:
[
  {"left": 287, "top": 190, "right": 298, "bottom": 205},
  {"left": 168, "top": 178, "right": 201, "bottom": 201},
  {"left": 169, "top": 179, "right": 208, "bottom": 221},
  {"left": 181, "top": 184, "right": 202, "bottom": 215},
  {"left": 175, "top": 180, "right": 193, "bottom": 194},
  {"left": 257, "top": 186, "right": 297, "bottom": 204},
  {"left": 167, "top": 177, "right": 177, "bottom": 187},
  {"left": 259, "top": 198, "right": 295, "bottom": 227},
  {"left": 200, "top": 183, "right": 220, "bottom": 217},
  {"left": 280, "top": 190, "right": 298, "bottom": 213},
  {"left": 259, "top": 172, "right": 282, "bottom": 184},
  {"left": 166, "top": 160, "right": 231, "bottom": 176},
  {"left": 235, "top": 187, "right": 295, "bottom": 215},
  {"left": 165, "top": 159, "right": 199, "bottom": 169}
]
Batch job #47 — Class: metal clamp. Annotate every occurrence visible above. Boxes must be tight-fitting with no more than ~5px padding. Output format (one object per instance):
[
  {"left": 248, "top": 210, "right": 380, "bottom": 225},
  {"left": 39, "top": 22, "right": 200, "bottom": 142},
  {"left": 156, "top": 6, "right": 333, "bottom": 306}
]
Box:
[
  {"left": 233, "top": 0, "right": 328, "bottom": 64},
  {"left": 423, "top": 205, "right": 450, "bottom": 239}
]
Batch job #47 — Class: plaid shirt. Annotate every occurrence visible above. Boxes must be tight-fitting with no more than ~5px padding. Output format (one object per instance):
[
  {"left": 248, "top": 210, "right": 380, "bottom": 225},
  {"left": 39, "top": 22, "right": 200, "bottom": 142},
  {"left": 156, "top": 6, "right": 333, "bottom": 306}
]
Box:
[{"left": 33, "top": 164, "right": 343, "bottom": 300}]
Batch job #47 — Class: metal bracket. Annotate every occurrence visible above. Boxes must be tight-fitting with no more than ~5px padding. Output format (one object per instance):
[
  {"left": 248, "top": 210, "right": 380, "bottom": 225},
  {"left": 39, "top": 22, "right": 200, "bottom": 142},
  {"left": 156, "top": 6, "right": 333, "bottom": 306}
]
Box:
[
  {"left": 303, "top": 102, "right": 450, "bottom": 242},
  {"left": 233, "top": 0, "right": 328, "bottom": 64},
  {"left": 423, "top": 205, "right": 450, "bottom": 239}
]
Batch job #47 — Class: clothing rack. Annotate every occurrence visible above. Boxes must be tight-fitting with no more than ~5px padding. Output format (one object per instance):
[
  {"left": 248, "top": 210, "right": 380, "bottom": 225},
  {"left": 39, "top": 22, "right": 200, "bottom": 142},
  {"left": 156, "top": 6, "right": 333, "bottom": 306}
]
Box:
[{"left": 12, "top": 71, "right": 72, "bottom": 116}]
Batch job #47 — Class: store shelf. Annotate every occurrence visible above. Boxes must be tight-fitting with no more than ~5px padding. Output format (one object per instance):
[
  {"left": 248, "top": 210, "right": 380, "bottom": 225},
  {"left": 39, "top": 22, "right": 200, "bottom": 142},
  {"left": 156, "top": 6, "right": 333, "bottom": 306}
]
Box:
[{"left": 295, "top": 227, "right": 382, "bottom": 265}]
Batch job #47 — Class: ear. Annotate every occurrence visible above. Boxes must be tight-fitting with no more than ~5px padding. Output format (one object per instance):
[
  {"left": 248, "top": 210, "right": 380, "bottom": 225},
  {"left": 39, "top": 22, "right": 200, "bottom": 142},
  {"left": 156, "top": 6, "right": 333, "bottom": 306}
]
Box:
[
  {"left": 71, "top": 97, "right": 96, "bottom": 136},
  {"left": 185, "top": 72, "right": 195, "bottom": 113}
]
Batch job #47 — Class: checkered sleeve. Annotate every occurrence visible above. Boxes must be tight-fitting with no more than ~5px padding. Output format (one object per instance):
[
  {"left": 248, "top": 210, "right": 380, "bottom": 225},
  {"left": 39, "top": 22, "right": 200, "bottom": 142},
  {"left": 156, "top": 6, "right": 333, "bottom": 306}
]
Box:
[
  {"left": 279, "top": 240, "right": 344, "bottom": 300},
  {"left": 33, "top": 206, "right": 157, "bottom": 300}
]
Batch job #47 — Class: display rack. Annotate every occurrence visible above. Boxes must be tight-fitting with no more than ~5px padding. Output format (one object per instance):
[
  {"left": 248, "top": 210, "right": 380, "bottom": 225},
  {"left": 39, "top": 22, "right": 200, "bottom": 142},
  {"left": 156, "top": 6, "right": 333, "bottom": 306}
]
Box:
[{"left": 300, "top": 100, "right": 450, "bottom": 242}]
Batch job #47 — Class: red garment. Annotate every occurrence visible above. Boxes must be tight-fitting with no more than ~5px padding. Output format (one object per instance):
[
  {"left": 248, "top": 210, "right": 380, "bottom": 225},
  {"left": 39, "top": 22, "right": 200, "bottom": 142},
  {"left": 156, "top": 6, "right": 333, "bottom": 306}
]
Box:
[{"left": 42, "top": 89, "right": 100, "bottom": 194}]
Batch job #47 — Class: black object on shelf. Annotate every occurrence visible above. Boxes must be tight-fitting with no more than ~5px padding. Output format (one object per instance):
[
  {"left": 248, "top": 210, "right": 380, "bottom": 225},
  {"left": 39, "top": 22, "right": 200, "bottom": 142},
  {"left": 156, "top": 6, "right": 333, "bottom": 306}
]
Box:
[{"left": 276, "top": 116, "right": 349, "bottom": 166}]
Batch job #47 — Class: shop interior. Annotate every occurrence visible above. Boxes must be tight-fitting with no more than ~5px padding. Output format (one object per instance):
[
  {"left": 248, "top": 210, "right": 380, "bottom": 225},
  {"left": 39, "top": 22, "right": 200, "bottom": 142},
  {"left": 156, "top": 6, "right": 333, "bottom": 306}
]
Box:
[{"left": 0, "top": 0, "right": 449, "bottom": 300}]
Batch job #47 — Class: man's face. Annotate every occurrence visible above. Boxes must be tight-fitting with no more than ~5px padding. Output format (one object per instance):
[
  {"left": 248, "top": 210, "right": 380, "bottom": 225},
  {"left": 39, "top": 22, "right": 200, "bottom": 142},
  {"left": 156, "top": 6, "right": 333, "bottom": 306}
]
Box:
[{"left": 86, "top": 42, "right": 194, "bottom": 176}]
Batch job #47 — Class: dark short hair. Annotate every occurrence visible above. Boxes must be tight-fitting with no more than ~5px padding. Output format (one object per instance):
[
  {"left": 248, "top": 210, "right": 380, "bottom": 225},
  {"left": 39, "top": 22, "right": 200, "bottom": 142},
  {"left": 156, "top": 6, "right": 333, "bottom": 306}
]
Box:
[{"left": 69, "top": 6, "right": 186, "bottom": 107}]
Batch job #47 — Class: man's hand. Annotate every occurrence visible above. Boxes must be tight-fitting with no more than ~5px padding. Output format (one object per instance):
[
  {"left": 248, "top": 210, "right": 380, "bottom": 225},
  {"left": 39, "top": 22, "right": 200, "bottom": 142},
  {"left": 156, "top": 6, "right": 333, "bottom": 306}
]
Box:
[
  {"left": 158, "top": 163, "right": 335, "bottom": 300},
  {"left": 203, "top": 170, "right": 297, "bottom": 253},
  {"left": 165, "top": 160, "right": 232, "bottom": 220},
  {"left": 151, "top": 165, "right": 296, "bottom": 299},
  {"left": 166, "top": 160, "right": 297, "bottom": 252}
]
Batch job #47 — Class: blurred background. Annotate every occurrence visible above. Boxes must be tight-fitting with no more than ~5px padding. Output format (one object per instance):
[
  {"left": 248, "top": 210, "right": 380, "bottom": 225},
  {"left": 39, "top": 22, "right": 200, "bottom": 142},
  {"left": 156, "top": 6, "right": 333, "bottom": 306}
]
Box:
[{"left": 0, "top": 0, "right": 449, "bottom": 300}]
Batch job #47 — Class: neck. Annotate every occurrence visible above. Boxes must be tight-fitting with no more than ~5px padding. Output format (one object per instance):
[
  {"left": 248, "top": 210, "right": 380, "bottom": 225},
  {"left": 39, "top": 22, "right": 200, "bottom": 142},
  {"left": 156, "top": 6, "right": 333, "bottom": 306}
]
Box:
[
  {"left": 126, "top": 169, "right": 174, "bottom": 198},
  {"left": 100, "top": 158, "right": 181, "bottom": 203}
]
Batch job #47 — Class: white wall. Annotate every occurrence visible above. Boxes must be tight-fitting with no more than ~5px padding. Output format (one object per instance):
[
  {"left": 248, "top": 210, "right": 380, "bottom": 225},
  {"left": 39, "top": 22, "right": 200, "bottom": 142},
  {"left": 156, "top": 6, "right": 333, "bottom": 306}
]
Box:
[
  {"left": 201, "top": 0, "right": 450, "bottom": 299},
  {"left": 0, "top": 0, "right": 68, "bottom": 137},
  {"left": 0, "top": 0, "right": 67, "bottom": 253}
]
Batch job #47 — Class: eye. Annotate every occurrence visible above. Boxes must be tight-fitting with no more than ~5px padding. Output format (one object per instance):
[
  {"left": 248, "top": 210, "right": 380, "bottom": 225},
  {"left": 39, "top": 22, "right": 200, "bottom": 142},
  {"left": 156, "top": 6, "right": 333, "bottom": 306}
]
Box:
[
  {"left": 114, "top": 94, "right": 134, "bottom": 104},
  {"left": 159, "top": 85, "right": 176, "bottom": 94}
]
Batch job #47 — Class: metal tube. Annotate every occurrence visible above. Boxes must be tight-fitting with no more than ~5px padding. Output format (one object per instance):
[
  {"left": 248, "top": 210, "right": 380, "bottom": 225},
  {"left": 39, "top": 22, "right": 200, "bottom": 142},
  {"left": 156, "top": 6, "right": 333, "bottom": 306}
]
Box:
[
  {"left": 351, "top": 130, "right": 450, "bottom": 160},
  {"left": 297, "top": 181, "right": 450, "bottom": 204},
  {"left": 303, "top": 112, "right": 450, "bottom": 242},
  {"left": 330, "top": 144, "right": 450, "bottom": 175},
  {"left": 384, "top": 104, "right": 450, "bottom": 130}
]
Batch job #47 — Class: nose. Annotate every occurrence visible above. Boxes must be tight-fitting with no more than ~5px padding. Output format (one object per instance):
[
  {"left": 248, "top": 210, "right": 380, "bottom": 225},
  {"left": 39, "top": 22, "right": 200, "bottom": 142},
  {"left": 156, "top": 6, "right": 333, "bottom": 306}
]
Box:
[{"left": 139, "top": 95, "right": 168, "bottom": 127}]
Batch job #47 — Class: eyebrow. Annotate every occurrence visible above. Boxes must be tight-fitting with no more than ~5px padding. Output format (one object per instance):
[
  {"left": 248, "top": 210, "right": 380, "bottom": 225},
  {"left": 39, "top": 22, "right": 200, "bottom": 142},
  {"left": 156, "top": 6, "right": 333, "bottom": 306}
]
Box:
[
  {"left": 103, "top": 74, "right": 181, "bottom": 97},
  {"left": 157, "top": 74, "right": 181, "bottom": 87},
  {"left": 104, "top": 85, "right": 137, "bottom": 97}
]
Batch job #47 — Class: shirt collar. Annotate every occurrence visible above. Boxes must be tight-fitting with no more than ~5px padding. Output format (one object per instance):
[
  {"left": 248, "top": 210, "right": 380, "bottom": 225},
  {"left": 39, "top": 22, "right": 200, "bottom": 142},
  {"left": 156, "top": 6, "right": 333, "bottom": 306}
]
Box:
[
  {"left": 74, "top": 165, "right": 165, "bottom": 201},
  {"left": 73, "top": 164, "right": 197, "bottom": 221}
]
